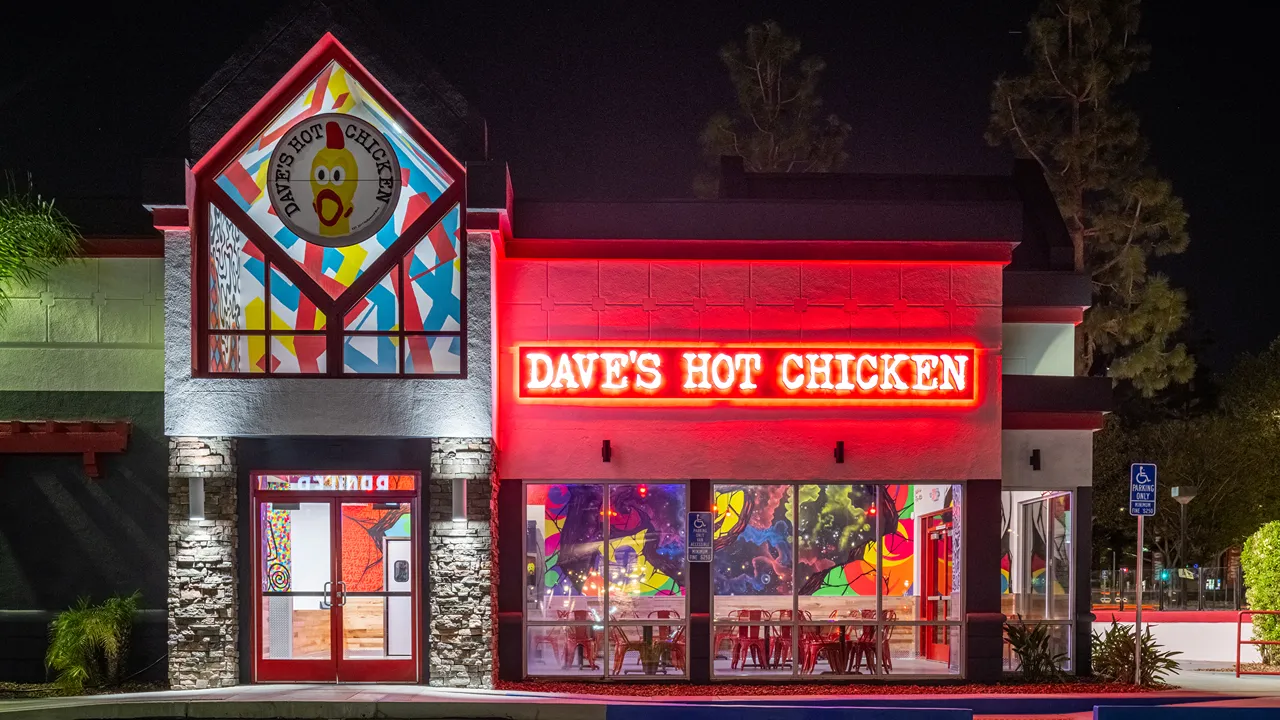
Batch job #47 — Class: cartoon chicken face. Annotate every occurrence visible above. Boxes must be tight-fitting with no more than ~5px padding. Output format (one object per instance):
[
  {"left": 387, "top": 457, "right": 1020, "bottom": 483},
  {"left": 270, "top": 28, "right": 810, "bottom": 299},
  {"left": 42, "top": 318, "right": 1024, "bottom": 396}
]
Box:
[{"left": 310, "top": 121, "right": 358, "bottom": 237}]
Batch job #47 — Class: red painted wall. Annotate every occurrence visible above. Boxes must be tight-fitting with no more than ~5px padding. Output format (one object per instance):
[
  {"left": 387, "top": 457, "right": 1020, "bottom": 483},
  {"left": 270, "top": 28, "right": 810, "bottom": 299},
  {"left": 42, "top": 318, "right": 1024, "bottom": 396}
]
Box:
[{"left": 496, "top": 258, "right": 1003, "bottom": 480}]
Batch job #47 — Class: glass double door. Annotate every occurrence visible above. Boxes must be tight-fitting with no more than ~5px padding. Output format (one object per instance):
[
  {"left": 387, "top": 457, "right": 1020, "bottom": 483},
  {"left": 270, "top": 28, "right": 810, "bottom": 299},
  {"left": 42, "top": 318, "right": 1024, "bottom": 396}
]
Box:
[{"left": 255, "top": 495, "right": 417, "bottom": 682}]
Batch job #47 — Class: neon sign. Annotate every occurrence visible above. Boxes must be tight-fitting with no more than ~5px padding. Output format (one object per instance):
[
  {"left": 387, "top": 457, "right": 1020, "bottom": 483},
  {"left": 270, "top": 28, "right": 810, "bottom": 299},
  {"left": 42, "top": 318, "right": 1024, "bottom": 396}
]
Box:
[
  {"left": 256, "top": 474, "right": 417, "bottom": 491},
  {"left": 516, "top": 344, "right": 977, "bottom": 406}
]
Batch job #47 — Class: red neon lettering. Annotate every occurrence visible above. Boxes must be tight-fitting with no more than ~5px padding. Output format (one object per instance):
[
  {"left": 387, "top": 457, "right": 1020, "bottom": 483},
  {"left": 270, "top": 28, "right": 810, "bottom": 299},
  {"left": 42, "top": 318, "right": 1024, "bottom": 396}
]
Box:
[
  {"left": 780, "top": 354, "right": 805, "bottom": 391},
  {"left": 734, "top": 353, "right": 762, "bottom": 390},
  {"left": 517, "top": 345, "right": 976, "bottom": 405},
  {"left": 683, "top": 352, "right": 712, "bottom": 389}
]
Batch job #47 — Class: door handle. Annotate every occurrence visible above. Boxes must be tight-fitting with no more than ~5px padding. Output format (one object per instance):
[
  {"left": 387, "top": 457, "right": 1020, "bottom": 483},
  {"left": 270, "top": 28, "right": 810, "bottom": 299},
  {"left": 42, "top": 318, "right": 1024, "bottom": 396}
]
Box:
[{"left": 337, "top": 580, "right": 347, "bottom": 607}]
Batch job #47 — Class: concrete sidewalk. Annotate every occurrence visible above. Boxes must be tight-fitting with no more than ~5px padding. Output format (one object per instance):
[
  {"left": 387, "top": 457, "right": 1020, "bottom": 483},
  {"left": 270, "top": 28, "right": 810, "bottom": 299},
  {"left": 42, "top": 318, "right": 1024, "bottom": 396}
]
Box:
[
  {"left": 1, "top": 682, "right": 1278, "bottom": 720},
  {"left": 1168, "top": 660, "right": 1280, "bottom": 696}
]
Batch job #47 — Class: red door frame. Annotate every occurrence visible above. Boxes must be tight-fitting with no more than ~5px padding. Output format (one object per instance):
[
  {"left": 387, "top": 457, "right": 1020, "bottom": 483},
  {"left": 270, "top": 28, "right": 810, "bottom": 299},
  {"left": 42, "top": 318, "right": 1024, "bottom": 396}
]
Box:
[
  {"left": 251, "top": 475, "right": 421, "bottom": 683},
  {"left": 920, "top": 509, "right": 954, "bottom": 664}
]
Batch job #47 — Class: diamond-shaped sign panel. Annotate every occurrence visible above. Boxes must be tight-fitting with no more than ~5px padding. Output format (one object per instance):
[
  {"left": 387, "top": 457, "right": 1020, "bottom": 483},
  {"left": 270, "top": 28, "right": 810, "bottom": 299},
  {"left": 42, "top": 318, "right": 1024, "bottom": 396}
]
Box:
[{"left": 214, "top": 60, "right": 454, "bottom": 299}]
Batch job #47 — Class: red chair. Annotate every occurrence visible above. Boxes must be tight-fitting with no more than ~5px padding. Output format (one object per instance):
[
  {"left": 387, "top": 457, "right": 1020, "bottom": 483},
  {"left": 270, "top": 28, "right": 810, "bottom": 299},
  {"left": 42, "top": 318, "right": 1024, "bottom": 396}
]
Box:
[
  {"left": 801, "top": 619, "right": 847, "bottom": 674},
  {"left": 714, "top": 610, "right": 743, "bottom": 660},
  {"left": 848, "top": 609, "right": 878, "bottom": 673},
  {"left": 648, "top": 609, "right": 681, "bottom": 642},
  {"left": 771, "top": 609, "right": 795, "bottom": 669},
  {"left": 562, "top": 609, "right": 599, "bottom": 669},
  {"left": 731, "top": 609, "right": 770, "bottom": 669},
  {"left": 608, "top": 625, "right": 646, "bottom": 675},
  {"left": 879, "top": 609, "right": 897, "bottom": 673},
  {"left": 667, "top": 625, "right": 687, "bottom": 672}
]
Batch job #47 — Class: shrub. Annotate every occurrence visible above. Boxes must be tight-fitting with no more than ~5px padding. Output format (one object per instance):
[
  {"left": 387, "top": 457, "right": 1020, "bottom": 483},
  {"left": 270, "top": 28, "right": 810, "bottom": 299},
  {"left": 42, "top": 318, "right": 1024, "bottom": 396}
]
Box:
[
  {"left": 46, "top": 592, "right": 140, "bottom": 692},
  {"left": 1004, "top": 615, "right": 1066, "bottom": 682},
  {"left": 1092, "top": 619, "right": 1180, "bottom": 686},
  {"left": 1242, "top": 520, "right": 1280, "bottom": 664}
]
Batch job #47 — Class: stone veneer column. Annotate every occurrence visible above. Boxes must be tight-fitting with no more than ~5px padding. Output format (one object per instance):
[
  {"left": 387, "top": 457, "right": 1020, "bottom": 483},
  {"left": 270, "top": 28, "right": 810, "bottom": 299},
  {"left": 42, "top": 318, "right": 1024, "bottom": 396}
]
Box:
[
  {"left": 167, "top": 437, "right": 238, "bottom": 688},
  {"left": 428, "top": 438, "right": 496, "bottom": 688}
]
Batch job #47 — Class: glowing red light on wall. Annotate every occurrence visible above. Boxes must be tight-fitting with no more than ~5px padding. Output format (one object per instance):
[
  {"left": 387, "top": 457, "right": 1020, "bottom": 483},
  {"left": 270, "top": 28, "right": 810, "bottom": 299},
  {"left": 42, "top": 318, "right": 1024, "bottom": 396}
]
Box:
[{"left": 515, "top": 343, "right": 978, "bottom": 407}]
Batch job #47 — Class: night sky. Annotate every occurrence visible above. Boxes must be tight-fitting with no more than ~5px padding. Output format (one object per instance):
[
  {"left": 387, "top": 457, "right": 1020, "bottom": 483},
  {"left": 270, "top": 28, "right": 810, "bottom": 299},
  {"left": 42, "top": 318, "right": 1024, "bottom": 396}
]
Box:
[{"left": 0, "top": 1, "right": 1268, "bottom": 370}]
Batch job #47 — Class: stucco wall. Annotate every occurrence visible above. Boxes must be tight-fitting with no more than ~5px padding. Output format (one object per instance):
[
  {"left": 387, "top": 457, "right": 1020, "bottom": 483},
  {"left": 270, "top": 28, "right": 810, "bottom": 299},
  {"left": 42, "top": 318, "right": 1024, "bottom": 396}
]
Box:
[
  {"left": 163, "top": 230, "right": 494, "bottom": 437},
  {"left": 1003, "top": 323, "right": 1074, "bottom": 376},
  {"left": 1002, "top": 429, "right": 1093, "bottom": 489},
  {"left": 0, "top": 258, "right": 164, "bottom": 391},
  {"left": 496, "top": 259, "right": 1003, "bottom": 480}
]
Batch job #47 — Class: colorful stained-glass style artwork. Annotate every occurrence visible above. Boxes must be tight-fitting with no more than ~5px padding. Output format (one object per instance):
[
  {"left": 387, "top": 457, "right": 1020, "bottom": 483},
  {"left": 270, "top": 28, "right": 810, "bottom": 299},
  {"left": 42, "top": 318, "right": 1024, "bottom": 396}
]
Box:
[
  {"left": 712, "top": 485, "right": 793, "bottom": 596},
  {"left": 402, "top": 205, "right": 462, "bottom": 334},
  {"left": 262, "top": 506, "right": 292, "bottom": 592},
  {"left": 341, "top": 503, "right": 410, "bottom": 592},
  {"left": 344, "top": 334, "right": 398, "bottom": 374},
  {"left": 797, "top": 484, "right": 882, "bottom": 596},
  {"left": 256, "top": 474, "right": 417, "bottom": 491},
  {"left": 608, "top": 484, "right": 687, "bottom": 599},
  {"left": 269, "top": 265, "right": 327, "bottom": 331},
  {"left": 214, "top": 61, "right": 454, "bottom": 301}
]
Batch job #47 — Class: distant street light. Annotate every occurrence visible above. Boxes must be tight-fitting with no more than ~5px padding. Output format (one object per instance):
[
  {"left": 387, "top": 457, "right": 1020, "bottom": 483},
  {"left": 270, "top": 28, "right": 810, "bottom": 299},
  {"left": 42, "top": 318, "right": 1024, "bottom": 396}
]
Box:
[{"left": 1172, "top": 486, "right": 1198, "bottom": 609}]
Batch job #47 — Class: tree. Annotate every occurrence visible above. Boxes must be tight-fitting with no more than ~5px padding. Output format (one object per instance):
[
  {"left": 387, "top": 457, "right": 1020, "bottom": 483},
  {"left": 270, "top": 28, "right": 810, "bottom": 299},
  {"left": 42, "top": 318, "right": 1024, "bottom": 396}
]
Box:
[
  {"left": 988, "top": 0, "right": 1194, "bottom": 395},
  {"left": 697, "top": 20, "right": 851, "bottom": 196},
  {"left": 0, "top": 178, "right": 81, "bottom": 319},
  {"left": 1092, "top": 342, "right": 1280, "bottom": 567},
  {"left": 1241, "top": 521, "right": 1280, "bottom": 663}
]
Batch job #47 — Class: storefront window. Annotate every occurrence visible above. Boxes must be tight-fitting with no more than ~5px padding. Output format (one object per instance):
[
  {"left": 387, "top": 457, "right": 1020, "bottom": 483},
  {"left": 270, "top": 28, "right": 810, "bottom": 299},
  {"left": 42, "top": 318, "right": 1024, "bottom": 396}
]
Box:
[
  {"left": 711, "top": 482, "right": 961, "bottom": 678},
  {"left": 525, "top": 482, "right": 689, "bottom": 678},
  {"left": 712, "top": 484, "right": 793, "bottom": 677},
  {"left": 1002, "top": 490, "right": 1073, "bottom": 671}
]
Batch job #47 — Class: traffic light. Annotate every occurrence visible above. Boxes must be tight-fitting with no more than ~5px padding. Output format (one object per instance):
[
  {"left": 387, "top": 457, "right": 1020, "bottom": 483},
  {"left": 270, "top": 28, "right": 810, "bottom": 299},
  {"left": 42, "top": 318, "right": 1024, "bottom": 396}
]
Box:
[{"left": 1160, "top": 569, "right": 1170, "bottom": 582}]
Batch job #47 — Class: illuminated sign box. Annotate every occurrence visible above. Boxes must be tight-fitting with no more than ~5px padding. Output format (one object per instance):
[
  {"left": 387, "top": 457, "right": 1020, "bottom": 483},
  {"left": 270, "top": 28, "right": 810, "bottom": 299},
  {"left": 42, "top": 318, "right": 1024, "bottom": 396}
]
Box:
[{"left": 516, "top": 344, "right": 977, "bottom": 406}]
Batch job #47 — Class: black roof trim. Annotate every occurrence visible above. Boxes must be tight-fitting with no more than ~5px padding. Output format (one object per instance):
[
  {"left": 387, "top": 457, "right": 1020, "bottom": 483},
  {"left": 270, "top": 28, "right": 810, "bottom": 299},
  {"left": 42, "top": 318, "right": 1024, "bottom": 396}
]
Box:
[
  {"left": 1004, "top": 375, "right": 1112, "bottom": 414},
  {"left": 512, "top": 198, "right": 1022, "bottom": 242},
  {"left": 1004, "top": 271, "right": 1092, "bottom": 307}
]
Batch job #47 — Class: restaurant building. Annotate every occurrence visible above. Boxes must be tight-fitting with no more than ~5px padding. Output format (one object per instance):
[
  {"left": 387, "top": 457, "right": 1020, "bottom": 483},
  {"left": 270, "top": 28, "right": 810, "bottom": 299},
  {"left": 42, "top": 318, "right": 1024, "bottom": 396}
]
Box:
[{"left": 0, "top": 3, "right": 1107, "bottom": 689}]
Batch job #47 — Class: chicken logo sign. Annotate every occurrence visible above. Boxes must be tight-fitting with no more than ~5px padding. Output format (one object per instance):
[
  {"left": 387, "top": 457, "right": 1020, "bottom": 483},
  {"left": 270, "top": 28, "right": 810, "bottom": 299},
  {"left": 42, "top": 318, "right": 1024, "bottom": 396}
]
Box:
[{"left": 266, "top": 113, "right": 402, "bottom": 248}]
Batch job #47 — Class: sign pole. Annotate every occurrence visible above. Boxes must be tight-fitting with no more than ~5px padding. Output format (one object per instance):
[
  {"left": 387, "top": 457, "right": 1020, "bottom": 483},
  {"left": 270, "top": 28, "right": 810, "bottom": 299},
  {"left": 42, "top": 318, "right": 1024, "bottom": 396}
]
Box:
[
  {"left": 1129, "top": 462, "right": 1157, "bottom": 686},
  {"left": 1135, "top": 514, "right": 1144, "bottom": 685}
]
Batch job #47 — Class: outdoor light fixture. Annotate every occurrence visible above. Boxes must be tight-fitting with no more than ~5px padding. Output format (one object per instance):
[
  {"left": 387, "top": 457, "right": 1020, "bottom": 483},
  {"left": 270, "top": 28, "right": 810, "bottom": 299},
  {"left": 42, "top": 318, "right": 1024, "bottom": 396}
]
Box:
[
  {"left": 188, "top": 477, "right": 205, "bottom": 520},
  {"left": 451, "top": 477, "right": 467, "bottom": 523},
  {"left": 602, "top": 439, "right": 612, "bottom": 463},
  {"left": 834, "top": 440, "right": 845, "bottom": 464}
]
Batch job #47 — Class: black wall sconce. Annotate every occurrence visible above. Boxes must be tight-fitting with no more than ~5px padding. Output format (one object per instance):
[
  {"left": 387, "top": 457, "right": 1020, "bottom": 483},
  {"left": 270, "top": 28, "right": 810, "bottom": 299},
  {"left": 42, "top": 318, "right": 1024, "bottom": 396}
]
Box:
[
  {"left": 1029, "top": 448, "right": 1042, "bottom": 471},
  {"left": 834, "top": 440, "right": 845, "bottom": 464},
  {"left": 602, "top": 439, "right": 612, "bottom": 463}
]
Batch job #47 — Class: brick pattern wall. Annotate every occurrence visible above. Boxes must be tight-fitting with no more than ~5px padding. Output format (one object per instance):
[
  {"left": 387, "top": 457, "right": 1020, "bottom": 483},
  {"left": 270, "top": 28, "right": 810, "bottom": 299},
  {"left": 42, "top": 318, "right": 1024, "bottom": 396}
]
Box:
[
  {"left": 428, "top": 438, "right": 496, "bottom": 688},
  {"left": 167, "top": 437, "right": 238, "bottom": 688}
]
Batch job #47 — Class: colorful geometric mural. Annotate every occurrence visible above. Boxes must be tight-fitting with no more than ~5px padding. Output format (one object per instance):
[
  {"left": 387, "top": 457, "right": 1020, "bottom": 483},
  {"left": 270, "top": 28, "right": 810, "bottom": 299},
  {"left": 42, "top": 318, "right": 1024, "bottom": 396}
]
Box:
[
  {"left": 202, "top": 56, "right": 463, "bottom": 376},
  {"left": 214, "top": 60, "right": 453, "bottom": 300}
]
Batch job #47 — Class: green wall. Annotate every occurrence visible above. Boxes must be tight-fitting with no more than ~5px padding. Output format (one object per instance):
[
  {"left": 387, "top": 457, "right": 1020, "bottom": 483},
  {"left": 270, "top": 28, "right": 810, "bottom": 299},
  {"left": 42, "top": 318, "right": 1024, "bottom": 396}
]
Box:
[{"left": 0, "top": 258, "right": 163, "bottom": 392}]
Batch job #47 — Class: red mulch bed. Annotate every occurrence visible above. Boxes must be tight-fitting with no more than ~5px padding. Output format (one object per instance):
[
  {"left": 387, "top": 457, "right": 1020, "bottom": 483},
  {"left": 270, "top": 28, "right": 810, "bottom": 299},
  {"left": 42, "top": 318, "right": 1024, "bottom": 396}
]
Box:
[{"left": 496, "top": 680, "right": 1163, "bottom": 696}]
